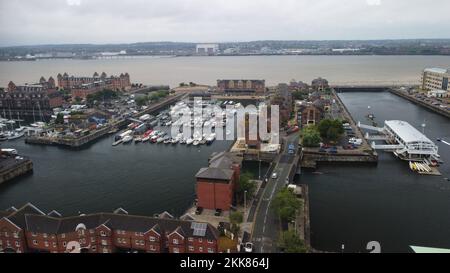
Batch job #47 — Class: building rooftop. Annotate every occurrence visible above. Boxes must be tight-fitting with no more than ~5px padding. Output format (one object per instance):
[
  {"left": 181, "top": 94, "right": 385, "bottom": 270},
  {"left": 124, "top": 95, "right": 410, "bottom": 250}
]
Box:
[
  {"left": 424, "top": 68, "right": 449, "bottom": 74},
  {"left": 385, "top": 120, "right": 434, "bottom": 145},
  {"left": 0, "top": 203, "right": 220, "bottom": 241},
  {"left": 196, "top": 167, "right": 234, "bottom": 181}
]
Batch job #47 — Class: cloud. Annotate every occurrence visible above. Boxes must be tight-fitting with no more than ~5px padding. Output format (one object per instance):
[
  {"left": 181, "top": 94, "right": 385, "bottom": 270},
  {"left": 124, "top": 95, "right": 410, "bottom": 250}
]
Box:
[
  {"left": 366, "top": 0, "right": 381, "bottom": 6},
  {"left": 66, "top": 0, "right": 81, "bottom": 6},
  {"left": 0, "top": 0, "right": 449, "bottom": 46}
]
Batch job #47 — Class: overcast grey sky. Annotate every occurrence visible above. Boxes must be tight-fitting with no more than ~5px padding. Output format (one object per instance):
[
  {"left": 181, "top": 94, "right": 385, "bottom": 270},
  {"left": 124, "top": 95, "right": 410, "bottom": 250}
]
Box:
[{"left": 0, "top": 0, "right": 449, "bottom": 46}]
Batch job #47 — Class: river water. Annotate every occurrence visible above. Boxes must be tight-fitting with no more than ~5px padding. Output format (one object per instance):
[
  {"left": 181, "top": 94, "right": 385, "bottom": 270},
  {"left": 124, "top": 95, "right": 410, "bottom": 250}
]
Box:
[
  {"left": 1, "top": 55, "right": 450, "bottom": 87},
  {"left": 1, "top": 56, "right": 450, "bottom": 253},
  {"left": 302, "top": 91, "right": 450, "bottom": 253}
]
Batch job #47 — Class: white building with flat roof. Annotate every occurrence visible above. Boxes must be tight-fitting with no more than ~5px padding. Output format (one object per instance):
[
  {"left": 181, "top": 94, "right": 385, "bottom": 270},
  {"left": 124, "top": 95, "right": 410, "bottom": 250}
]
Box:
[
  {"left": 359, "top": 120, "right": 439, "bottom": 161},
  {"left": 196, "top": 43, "right": 219, "bottom": 55}
]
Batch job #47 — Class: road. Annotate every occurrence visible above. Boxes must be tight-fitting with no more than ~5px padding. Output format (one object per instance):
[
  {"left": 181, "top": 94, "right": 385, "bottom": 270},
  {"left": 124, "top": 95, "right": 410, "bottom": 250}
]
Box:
[{"left": 251, "top": 132, "right": 300, "bottom": 253}]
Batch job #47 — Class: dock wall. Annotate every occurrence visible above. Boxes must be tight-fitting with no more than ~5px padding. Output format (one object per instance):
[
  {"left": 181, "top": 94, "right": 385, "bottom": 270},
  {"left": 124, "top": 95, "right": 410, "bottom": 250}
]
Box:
[
  {"left": 0, "top": 158, "right": 33, "bottom": 185},
  {"left": 389, "top": 89, "right": 450, "bottom": 119}
]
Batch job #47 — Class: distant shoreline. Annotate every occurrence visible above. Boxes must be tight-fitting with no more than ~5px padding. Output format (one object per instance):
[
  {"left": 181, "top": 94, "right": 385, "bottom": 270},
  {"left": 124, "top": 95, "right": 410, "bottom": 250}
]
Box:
[{"left": 2, "top": 53, "right": 450, "bottom": 62}]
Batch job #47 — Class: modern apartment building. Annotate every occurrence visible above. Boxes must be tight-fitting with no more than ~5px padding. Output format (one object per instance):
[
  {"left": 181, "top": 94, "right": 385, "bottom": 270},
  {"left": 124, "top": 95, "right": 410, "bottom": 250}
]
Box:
[
  {"left": 0, "top": 203, "right": 220, "bottom": 253},
  {"left": 421, "top": 68, "right": 450, "bottom": 91}
]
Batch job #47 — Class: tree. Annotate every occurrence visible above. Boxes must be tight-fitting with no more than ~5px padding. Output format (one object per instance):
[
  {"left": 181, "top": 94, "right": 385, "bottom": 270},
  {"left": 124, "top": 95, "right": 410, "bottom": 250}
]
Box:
[
  {"left": 317, "top": 119, "right": 344, "bottom": 142},
  {"left": 271, "top": 188, "right": 302, "bottom": 222},
  {"left": 135, "top": 96, "right": 148, "bottom": 107},
  {"left": 230, "top": 211, "right": 243, "bottom": 236},
  {"left": 86, "top": 89, "right": 119, "bottom": 104},
  {"left": 278, "top": 230, "right": 307, "bottom": 253},
  {"left": 55, "top": 113, "right": 64, "bottom": 124},
  {"left": 292, "top": 91, "right": 308, "bottom": 101},
  {"left": 74, "top": 96, "right": 82, "bottom": 104},
  {"left": 302, "top": 126, "right": 322, "bottom": 147},
  {"left": 236, "top": 172, "right": 257, "bottom": 204}
]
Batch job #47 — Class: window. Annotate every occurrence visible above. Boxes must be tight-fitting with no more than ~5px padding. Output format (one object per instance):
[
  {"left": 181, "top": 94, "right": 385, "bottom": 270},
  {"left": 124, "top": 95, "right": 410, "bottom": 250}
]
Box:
[
  {"left": 15, "top": 241, "right": 20, "bottom": 247},
  {"left": 89, "top": 229, "right": 95, "bottom": 234},
  {"left": 188, "top": 246, "right": 194, "bottom": 251},
  {"left": 199, "top": 247, "right": 203, "bottom": 252},
  {"left": 4, "top": 231, "right": 8, "bottom": 237},
  {"left": 150, "top": 245, "right": 156, "bottom": 251},
  {"left": 100, "top": 231, "right": 106, "bottom": 237},
  {"left": 53, "top": 242, "right": 57, "bottom": 248},
  {"left": 43, "top": 233, "right": 48, "bottom": 238},
  {"left": 103, "top": 248, "right": 109, "bottom": 253},
  {"left": 188, "top": 237, "right": 194, "bottom": 242},
  {"left": 44, "top": 241, "right": 49, "bottom": 247},
  {"left": 92, "top": 246, "right": 97, "bottom": 252},
  {"left": 173, "top": 247, "right": 179, "bottom": 253},
  {"left": 101, "top": 240, "right": 107, "bottom": 246},
  {"left": 207, "top": 239, "right": 214, "bottom": 244},
  {"left": 13, "top": 232, "right": 19, "bottom": 239},
  {"left": 61, "top": 234, "right": 66, "bottom": 239},
  {"left": 91, "top": 237, "right": 96, "bottom": 243},
  {"left": 208, "top": 248, "right": 214, "bottom": 253},
  {"left": 33, "top": 240, "right": 38, "bottom": 245},
  {"left": 62, "top": 241, "right": 67, "bottom": 247},
  {"left": 149, "top": 236, "right": 156, "bottom": 242},
  {"left": 117, "top": 238, "right": 122, "bottom": 243},
  {"left": 198, "top": 238, "right": 202, "bottom": 243},
  {"left": 173, "top": 239, "right": 179, "bottom": 245}
]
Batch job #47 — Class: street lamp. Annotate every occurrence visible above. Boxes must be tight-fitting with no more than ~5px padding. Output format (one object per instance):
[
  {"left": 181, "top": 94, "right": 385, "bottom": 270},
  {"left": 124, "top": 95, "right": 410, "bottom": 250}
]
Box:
[
  {"left": 258, "top": 159, "right": 261, "bottom": 180},
  {"left": 244, "top": 190, "right": 247, "bottom": 211}
]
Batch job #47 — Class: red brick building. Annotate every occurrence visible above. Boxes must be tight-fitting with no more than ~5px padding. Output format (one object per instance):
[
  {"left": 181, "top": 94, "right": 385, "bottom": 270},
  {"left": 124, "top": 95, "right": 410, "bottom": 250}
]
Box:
[
  {"left": 1, "top": 77, "right": 63, "bottom": 120},
  {"left": 297, "top": 101, "right": 325, "bottom": 128},
  {"left": 196, "top": 152, "right": 242, "bottom": 211},
  {"left": 57, "top": 72, "right": 131, "bottom": 99},
  {"left": 217, "top": 80, "right": 265, "bottom": 95},
  {"left": 0, "top": 203, "right": 219, "bottom": 253}
]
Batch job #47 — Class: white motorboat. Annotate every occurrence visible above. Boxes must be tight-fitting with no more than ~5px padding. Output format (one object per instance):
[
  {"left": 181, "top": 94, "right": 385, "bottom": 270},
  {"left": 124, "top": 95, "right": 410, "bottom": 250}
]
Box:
[
  {"left": 7, "top": 131, "right": 25, "bottom": 140},
  {"left": 186, "top": 138, "right": 194, "bottom": 145},
  {"left": 122, "top": 135, "right": 133, "bottom": 144}
]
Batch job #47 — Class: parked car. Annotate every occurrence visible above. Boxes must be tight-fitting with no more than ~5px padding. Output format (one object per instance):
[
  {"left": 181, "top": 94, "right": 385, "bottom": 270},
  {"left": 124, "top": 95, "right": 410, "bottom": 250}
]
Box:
[
  {"left": 195, "top": 207, "right": 203, "bottom": 215},
  {"left": 271, "top": 172, "right": 278, "bottom": 179},
  {"left": 215, "top": 209, "right": 222, "bottom": 216},
  {"left": 244, "top": 242, "right": 254, "bottom": 253}
]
